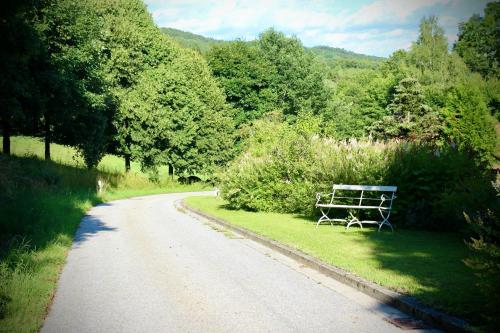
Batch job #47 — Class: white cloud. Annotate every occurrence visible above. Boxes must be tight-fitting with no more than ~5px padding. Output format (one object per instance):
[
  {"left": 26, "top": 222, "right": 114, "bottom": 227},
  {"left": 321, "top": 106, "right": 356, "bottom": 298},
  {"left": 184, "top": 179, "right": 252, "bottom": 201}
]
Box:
[
  {"left": 349, "top": 0, "right": 452, "bottom": 26},
  {"left": 145, "top": 0, "right": 490, "bottom": 57}
]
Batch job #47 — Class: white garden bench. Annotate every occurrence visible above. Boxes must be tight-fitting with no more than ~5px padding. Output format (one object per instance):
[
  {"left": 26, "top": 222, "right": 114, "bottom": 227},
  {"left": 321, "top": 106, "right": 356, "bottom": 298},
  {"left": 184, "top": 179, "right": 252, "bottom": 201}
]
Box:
[{"left": 315, "top": 184, "right": 397, "bottom": 231}]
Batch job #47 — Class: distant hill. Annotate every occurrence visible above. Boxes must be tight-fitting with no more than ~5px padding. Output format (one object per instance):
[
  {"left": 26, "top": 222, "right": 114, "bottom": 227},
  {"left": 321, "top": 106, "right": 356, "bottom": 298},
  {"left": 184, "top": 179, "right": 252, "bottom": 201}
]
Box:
[
  {"left": 160, "top": 27, "right": 227, "bottom": 54},
  {"left": 161, "top": 27, "right": 384, "bottom": 68},
  {"left": 309, "top": 46, "right": 384, "bottom": 69}
]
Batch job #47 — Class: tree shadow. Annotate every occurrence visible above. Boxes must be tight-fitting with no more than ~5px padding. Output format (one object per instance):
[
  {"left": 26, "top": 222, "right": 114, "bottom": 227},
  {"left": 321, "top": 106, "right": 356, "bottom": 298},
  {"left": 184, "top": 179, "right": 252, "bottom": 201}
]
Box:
[
  {"left": 73, "top": 213, "right": 117, "bottom": 247},
  {"left": 0, "top": 154, "right": 121, "bottom": 256}
]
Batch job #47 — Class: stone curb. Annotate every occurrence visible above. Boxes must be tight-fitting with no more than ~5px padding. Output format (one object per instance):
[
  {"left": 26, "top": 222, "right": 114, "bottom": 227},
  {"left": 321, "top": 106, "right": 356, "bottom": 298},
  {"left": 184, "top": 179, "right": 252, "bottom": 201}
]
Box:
[{"left": 180, "top": 200, "right": 471, "bottom": 333}]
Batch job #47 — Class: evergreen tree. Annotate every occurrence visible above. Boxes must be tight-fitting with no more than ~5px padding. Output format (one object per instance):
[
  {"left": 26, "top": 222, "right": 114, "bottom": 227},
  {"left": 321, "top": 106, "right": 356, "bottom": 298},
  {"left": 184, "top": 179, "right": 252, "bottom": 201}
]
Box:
[{"left": 371, "top": 77, "right": 441, "bottom": 141}]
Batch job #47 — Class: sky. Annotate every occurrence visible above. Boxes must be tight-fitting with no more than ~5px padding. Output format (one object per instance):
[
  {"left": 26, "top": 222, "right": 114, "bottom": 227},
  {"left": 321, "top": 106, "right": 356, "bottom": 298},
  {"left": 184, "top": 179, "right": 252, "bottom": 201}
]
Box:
[{"left": 144, "top": 0, "right": 490, "bottom": 57}]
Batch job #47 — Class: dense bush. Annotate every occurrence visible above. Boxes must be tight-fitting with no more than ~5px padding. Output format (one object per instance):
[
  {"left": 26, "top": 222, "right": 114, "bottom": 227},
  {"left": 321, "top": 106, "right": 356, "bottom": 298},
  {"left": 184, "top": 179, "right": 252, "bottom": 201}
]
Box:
[
  {"left": 464, "top": 182, "right": 500, "bottom": 330},
  {"left": 220, "top": 116, "right": 494, "bottom": 230}
]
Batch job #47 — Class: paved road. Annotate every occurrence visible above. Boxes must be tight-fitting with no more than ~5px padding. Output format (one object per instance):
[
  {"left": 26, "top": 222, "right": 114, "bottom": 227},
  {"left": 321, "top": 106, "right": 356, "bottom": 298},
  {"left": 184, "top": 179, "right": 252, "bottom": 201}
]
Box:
[{"left": 42, "top": 192, "right": 436, "bottom": 333}]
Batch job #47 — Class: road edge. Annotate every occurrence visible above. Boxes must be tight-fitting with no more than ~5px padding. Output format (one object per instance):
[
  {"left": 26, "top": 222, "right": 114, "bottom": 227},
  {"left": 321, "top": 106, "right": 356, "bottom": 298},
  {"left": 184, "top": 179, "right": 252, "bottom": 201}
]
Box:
[{"left": 180, "top": 199, "right": 471, "bottom": 333}]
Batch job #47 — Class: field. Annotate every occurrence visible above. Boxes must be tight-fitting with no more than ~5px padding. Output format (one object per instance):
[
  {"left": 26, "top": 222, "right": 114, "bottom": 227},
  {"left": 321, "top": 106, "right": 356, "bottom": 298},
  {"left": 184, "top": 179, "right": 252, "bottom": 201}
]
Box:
[
  {"left": 0, "top": 136, "right": 208, "bottom": 333},
  {"left": 184, "top": 196, "right": 483, "bottom": 326}
]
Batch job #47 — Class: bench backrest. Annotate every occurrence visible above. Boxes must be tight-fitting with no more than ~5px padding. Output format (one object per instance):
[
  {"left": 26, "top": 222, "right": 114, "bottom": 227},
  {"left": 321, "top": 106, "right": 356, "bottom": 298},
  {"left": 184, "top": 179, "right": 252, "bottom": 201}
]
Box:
[
  {"left": 329, "top": 184, "right": 397, "bottom": 208},
  {"left": 332, "top": 184, "right": 397, "bottom": 192}
]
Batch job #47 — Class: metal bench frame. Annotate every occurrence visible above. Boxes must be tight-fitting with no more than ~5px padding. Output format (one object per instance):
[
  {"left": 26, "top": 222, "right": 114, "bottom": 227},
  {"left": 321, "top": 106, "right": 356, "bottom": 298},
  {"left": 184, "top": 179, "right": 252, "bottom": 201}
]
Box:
[{"left": 315, "top": 184, "right": 397, "bottom": 231}]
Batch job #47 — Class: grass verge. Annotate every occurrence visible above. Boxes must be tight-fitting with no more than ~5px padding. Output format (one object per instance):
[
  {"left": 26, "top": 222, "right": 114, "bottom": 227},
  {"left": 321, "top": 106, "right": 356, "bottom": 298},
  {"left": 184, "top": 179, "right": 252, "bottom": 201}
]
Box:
[{"left": 184, "top": 196, "right": 483, "bottom": 326}]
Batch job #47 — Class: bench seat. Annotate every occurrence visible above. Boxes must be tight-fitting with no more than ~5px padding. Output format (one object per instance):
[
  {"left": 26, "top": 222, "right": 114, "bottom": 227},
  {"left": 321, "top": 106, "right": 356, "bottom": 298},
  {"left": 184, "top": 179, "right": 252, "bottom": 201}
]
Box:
[{"left": 316, "top": 204, "right": 391, "bottom": 210}]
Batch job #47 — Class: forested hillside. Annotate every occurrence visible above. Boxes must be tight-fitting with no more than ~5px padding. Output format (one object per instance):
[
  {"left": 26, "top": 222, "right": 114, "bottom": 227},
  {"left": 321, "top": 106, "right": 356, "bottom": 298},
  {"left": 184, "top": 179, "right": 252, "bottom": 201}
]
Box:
[
  {"left": 160, "top": 27, "right": 227, "bottom": 54},
  {"left": 161, "top": 27, "right": 383, "bottom": 69}
]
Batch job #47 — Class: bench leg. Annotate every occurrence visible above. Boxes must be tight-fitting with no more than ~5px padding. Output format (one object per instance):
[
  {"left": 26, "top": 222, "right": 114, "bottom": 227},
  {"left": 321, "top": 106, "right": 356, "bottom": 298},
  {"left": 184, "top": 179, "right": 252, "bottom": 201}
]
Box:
[
  {"left": 316, "top": 207, "right": 333, "bottom": 228},
  {"left": 345, "top": 212, "right": 363, "bottom": 230},
  {"left": 378, "top": 209, "right": 394, "bottom": 232}
]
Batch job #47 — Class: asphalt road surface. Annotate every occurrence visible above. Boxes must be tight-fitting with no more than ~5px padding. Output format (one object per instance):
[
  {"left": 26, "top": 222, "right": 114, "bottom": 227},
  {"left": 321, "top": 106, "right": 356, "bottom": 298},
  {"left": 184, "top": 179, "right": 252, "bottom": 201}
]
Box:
[{"left": 42, "top": 192, "right": 438, "bottom": 333}]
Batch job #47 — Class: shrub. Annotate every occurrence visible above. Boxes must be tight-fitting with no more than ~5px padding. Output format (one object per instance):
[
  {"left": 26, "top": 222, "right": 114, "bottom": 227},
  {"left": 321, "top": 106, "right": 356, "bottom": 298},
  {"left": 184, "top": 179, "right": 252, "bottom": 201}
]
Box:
[
  {"left": 220, "top": 118, "right": 494, "bottom": 230},
  {"left": 464, "top": 183, "right": 500, "bottom": 330}
]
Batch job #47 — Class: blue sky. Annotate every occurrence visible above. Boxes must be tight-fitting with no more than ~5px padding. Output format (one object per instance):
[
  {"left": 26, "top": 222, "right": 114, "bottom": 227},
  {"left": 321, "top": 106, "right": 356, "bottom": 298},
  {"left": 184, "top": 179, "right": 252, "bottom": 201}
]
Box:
[{"left": 144, "top": 0, "right": 490, "bottom": 57}]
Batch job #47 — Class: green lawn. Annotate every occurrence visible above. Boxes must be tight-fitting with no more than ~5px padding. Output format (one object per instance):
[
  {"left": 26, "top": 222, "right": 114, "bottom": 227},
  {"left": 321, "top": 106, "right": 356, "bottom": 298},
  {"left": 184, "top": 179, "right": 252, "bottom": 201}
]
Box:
[
  {"left": 1, "top": 136, "right": 167, "bottom": 175},
  {"left": 0, "top": 137, "right": 209, "bottom": 333},
  {"left": 185, "top": 196, "right": 482, "bottom": 325}
]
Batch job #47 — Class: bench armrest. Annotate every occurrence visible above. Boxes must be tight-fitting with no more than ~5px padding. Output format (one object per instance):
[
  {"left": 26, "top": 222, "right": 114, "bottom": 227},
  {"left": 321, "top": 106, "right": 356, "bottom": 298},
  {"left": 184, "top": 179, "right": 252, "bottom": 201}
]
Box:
[
  {"left": 379, "top": 193, "right": 396, "bottom": 207},
  {"left": 316, "top": 192, "right": 334, "bottom": 205}
]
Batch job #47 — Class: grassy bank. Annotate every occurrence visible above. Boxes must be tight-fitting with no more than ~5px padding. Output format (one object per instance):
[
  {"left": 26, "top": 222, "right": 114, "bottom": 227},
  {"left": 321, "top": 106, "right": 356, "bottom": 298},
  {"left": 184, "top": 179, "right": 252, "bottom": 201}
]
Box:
[
  {"left": 0, "top": 137, "right": 208, "bottom": 333},
  {"left": 184, "top": 196, "right": 482, "bottom": 325}
]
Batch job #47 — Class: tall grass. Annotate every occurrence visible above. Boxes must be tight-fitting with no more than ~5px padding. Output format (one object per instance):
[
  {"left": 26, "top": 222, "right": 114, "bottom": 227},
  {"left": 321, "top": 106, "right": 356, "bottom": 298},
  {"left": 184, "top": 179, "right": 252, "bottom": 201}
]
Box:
[
  {"left": 220, "top": 119, "right": 495, "bottom": 230},
  {"left": 0, "top": 137, "right": 209, "bottom": 333}
]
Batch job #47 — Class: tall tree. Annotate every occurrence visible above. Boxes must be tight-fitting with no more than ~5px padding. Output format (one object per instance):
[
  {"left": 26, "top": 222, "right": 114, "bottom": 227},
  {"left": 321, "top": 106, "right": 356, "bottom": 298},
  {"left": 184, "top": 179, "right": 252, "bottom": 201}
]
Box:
[
  {"left": 123, "top": 51, "right": 235, "bottom": 176},
  {"left": 0, "top": 0, "right": 40, "bottom": 155},
  {"left": 207, "top": 41, "right": 277, "bottom": 126},
  {"left": 258, "top": 29, "right": 328, "bottom": 117},
  {"left": 455, "top": 2, "right": 500, "bottom": 78},
  {"left": 410, "top": 16, "right": 449, "bottom": 85},
  {"left": 89, "top": 0, "right": 174, "bottom": 171},
  {"left": 33, "top": 0, "right": 111, "bottom": 167},
  {"left": 442, "top": 82, "right": 497, "bottom": 165}
]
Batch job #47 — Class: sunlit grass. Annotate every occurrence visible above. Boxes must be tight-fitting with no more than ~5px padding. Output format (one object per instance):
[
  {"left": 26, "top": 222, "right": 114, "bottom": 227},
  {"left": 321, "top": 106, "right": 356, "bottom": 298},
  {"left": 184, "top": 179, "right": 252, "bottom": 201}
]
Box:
[
  {"left": 1, "top": 136, "right": 167, "bottom": 175},
  {"left": 184, "top": 196, "right": 481, "bottom": 324}
]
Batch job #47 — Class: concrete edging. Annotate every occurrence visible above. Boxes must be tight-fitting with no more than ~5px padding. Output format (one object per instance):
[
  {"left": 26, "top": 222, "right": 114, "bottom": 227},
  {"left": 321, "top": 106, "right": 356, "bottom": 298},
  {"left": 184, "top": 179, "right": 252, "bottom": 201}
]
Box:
[{"left": 180, "top": 199, "right": 471, "bottom": 333}]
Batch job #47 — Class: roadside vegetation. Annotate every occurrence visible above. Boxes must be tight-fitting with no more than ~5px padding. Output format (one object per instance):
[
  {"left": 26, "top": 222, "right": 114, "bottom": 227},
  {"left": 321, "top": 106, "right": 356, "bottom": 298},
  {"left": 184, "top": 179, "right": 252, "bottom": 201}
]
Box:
[{"left": 1, "top": 0, "right": 499, "bottom": 332}]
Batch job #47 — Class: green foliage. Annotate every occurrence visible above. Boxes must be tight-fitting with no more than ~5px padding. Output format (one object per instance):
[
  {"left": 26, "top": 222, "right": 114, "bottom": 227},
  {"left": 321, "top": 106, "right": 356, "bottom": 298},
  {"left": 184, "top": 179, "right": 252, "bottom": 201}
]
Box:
[
  {"left": 207, "top": 29, "right": 328, "bottom": 123},
  {"left": 410, "top": 16, "right": 449, "bottom": 82},
  {"left": 123, "top": 56, "right": 235, "bottom": 175},
  {"left": 455, "top": 2, "right": 500, "bottom": 78},
  {"left": 325, "top": 68, "right": 395, "bottom": 139},
  {"left": 220, "top": 118, "right": 494, "bottom": 230},
  {"left": 370, "top": 77, "right": 442, "bottom": 141},
  {"left": 464, "top": 184, "right": 500, "bottom": 331},
  {"left": 0, "top": 0, "right": 110, "bottom": 167},
  {"left": 160, "top": 27, "right": 226, "bottom": 54},
  {"left": 207, "top": 41, "right": 277, "bottom": 126},
  {"left": 258, "top": 29, "right": 328, "bottom": 117},
  {"left": 309, "top": 46, "right": 383, "bottom": 70},
  {"left": 442, "top": 82, "right": 497, "bottom": 165}
]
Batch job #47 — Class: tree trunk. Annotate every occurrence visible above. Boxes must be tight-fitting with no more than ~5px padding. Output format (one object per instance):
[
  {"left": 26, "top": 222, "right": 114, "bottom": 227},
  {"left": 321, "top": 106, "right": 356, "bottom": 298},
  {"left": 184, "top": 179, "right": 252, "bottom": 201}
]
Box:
[
  {"left": 44, "top": 120, "right": 51, "bottom": 160},
  {"left": 168, "top": 164, "right": 174, "bottom": 179},
  {"left": 125, "top": 154, "right": 131, "bottom": 173},
  {"left": 2, "top": 118, "right": 10, "bottom": 155}
]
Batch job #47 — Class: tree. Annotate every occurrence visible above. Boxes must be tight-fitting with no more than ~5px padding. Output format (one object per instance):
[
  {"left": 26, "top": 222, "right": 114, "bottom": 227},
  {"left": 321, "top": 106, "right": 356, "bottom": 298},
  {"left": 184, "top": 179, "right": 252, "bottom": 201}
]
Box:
[
  {"left": 0, "top": 0, "right": 40, "bottom": 155},
  {"left": 258, "top": 29, "right": 328, "bottom": 117},
  {"left": 370, "top": 77, "right": 441, "bottom": 141},
  {"left": 464, "top": 184, "right": 500, "bottom": 330},
  {"left": 325, "top": 68, "right": 395, "bottom": 139},
  {"left": 33, "top": 0, "right": 110, "bottom": 166},
  {"left": 123, "top": 52, "right": 235, "bottom": 177},
  {"left": 410, "top": 16, "right": 449, "bottom": 84},
  {"left": 442, "top": 82, "right": 496, "bottom": 165},
  {"left": 90, "top": 0, "right": 175, "bottom": 171},
  {"left": 455, "top": 2, "right": 500, "bottom": 78},
  {"left": 207, "top": 41, "right": 277, "bottom": 126}
]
